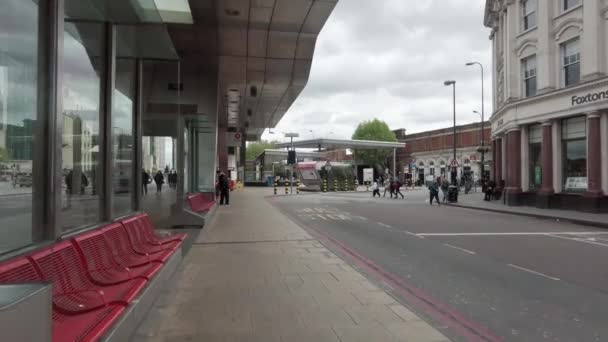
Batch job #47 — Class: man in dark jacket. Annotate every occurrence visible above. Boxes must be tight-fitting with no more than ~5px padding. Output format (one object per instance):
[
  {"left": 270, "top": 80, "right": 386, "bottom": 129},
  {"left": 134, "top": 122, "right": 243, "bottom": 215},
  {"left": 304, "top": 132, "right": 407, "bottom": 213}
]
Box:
[
  {"left": 142, "top": 169, "right": 150, "bottom": 195},
  {"left": 218, "top": 172, "right": 230, "bottom": 205},
  {"left": 429, "top": 177, "right": 441, "bottom": 206},
  {"left": 154, "top": 171, "right": 164, "bottom": 193}
]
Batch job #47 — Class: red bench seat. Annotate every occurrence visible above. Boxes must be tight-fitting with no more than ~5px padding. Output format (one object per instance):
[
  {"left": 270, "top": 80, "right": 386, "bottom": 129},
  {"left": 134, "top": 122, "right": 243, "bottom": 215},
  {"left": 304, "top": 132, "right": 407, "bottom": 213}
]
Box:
[
  {"left": 53, "top": 305, "right": 125, "bottom": 342},
  {"left": 73, "top": 229, "right": 161, "bottom": 283},
  {"left": 187, "top": 193, "right": 215, "bottom": 213},
  {"left": 102, "top": 223, "right": 173, "bottom": 264}
]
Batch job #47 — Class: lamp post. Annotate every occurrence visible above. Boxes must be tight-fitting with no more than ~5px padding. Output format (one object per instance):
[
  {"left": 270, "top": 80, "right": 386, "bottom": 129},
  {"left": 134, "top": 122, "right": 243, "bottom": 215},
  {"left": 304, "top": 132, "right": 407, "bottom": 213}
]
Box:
[
  {"left": 444, "top": 80, "right": 457, "bottom": 186},
  {"left": 285, "top": 132, "right": 299, "bottom": 194},
  {"left": 466, "top": 62, "right": 486, "bottom": 181}
]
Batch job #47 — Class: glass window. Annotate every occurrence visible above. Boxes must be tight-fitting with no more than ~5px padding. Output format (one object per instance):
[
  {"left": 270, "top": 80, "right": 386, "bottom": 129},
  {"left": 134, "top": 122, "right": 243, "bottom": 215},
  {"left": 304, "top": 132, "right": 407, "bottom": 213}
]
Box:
[
  {"left": 522, "top": 55, "right": 537, "bottom": 97},
  {"left": 0, "top": 0, "right": 41, "bottom": 253},
  {"left": 112, "top": 59, "right": 136, "bottom": 216},
  {"left": 562, "top": 116, "right": 587, "bottom": 192},
  {"left": 564, "top": 0, "right": 579, "bottom": 11},
  {"left": 562, "top": 38, "right": 580, "bottom": 87},
  {"left": 529, "top": 124, "right": 542, "bottom": 191},
  {"left": 522, "top": 0, "right": 537, "bottom": 30},
  {"left": 61, "top": 22, "right": 104, "bottom": 231}
]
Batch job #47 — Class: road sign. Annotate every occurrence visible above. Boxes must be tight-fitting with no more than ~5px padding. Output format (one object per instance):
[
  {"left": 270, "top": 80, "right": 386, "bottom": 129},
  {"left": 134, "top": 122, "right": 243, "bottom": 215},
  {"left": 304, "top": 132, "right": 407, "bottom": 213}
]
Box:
[{"left": 449, "top": 159, "right": 460, "bottom": 168}]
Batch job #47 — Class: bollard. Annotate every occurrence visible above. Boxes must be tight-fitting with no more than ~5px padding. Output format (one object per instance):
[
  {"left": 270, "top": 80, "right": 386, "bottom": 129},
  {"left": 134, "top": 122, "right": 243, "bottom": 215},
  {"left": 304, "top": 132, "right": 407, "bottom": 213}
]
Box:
[
  {"left": 334, "top": 179, "right": 338, "bottom": 192},
  {"left": 323, "top": 179, "right": 327, "bottom": 192},
  {"left": 274, "top": 181, "right": 277, "bottom": 195},
  {"left": 296, "top": 179, "right": 301, "bottom": 194},
  {"left": 285, "top": 180, "right": 289, "bottom": 195},
  {"left": 345, "top": 179, "right": 349, "bottom": 192}
]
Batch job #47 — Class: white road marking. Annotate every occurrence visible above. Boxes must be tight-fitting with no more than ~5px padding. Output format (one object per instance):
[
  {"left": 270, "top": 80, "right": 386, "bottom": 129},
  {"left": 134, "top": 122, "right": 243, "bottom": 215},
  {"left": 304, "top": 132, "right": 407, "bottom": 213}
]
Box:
[
  {"left": 507, "top": 264, "right": 560, "bottom": 281},
  {"left": 315, "top": 214, "right": 327, "bottom": 220},
  {"left": 354, "top": 215, "right": 368, "bottom": 220},
  {"left": 443, "top": 243, "right": 476, "bottom": 255},
  {"left": 377, "top": 222, "right": 392, "bottom": 229},
  {"left": 548, "top": 234, "right": 608, "bottom": 248},
  {"left": 403, "top": 231, "right": 424, "bottom": 239},
  {"left": 416, "top": 232, "right": 608, "bottom": 237}
]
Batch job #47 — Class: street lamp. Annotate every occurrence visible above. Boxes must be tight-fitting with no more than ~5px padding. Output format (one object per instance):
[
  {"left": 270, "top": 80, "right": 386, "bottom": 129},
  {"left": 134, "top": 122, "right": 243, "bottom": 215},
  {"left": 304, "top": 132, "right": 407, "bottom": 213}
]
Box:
[
  {"left": 285, "top": 132, "right": 299, "bottom": 194},
  {"left": 444, "top": 80, "right": 457, "bottom": 187},
  {"left": 466, "top": 61, "right": 486, "bottom": 181}
]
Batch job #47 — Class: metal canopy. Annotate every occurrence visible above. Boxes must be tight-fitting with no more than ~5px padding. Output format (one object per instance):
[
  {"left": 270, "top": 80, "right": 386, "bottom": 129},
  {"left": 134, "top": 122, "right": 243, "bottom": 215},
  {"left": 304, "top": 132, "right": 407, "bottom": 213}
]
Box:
[{"left": 275, "top": 138, "right": 405, "bottom": 150}]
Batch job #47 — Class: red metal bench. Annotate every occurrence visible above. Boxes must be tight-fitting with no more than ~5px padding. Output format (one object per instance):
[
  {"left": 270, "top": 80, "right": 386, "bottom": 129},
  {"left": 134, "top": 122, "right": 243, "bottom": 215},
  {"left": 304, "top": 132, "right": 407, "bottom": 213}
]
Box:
[
  {"left": 102, "top": 223, "right": 172, "bottom": 264},
  {"left": 186, "top": 192, "right": 215, "bottom": 213},
  {"left": 72, "top": 229, "right": 161, "bottom": 283},
  {"left": 30, "top": 241, "right": 146, "bottom": 311},
  {"left": 139, "top": 213, "right": 186, "bottom": 244},
  {"left": 0, "top": 257, "right": 126, "bottom": 342},
  {"left": 121, "top": 215, "right": 183, "bottom": 253}
]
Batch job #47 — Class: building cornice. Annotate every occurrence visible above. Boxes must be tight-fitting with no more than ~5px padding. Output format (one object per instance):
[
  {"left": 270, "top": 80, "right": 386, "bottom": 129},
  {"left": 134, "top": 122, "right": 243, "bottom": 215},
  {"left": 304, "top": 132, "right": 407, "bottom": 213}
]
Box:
[{"left": 553, "top": 18, "right": 584, "bottom": 41}]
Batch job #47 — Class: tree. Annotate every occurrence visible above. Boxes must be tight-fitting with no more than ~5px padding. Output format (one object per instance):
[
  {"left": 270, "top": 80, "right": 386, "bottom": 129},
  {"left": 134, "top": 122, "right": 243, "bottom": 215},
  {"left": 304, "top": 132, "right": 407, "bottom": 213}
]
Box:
[
  {"left": 246, "top": 140, "right": 277, "bottom": 161},
  {"left": 351, "top": 119, "right": 397, "bottom": 169}
]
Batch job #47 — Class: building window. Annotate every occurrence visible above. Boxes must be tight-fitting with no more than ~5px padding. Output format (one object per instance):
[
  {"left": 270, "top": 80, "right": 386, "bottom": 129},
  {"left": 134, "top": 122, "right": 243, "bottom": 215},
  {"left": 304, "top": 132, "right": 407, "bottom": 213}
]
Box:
[
  {"left": 522, "top": 0, "right": 537, "bottom": 31},
  {"left": 562, "top": 38, "right": 580, "bottom": 87},
  {"left": 562, "top": 116, "right": 586, "bottom": 192},
  {"left": 0, "top": 0, "right": 42, "bottom": 253},
  {"left": 61, "top": 22, "right": 105, "bottom": 232},
  {"left": 429, "top": 161, "right": 435, "bottom": 176},
  {"left": 529, "top": 124, "right": 542, "bottom": 191},
  {"left": 563, "top": 0, "right": 579, "bottom": 11},
  {"left": 522, "top": 55, "right": 537, "bottom": 97}
]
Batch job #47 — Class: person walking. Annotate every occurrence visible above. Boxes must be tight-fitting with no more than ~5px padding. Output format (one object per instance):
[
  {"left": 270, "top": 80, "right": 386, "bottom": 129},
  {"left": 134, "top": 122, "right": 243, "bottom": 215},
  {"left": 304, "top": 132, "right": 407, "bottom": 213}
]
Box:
[
  {"left": 142, "top": 169, "right": 150, "bottom": 195},
  {"left": 154, "top": 170, "right": 164, "bottom": 193},
  {"left": 440, "top": 176, "right": 450, "bottom": 203},
  {"left": 393, "top": 179, "right": 404, "bottom": 199},
  {"left": 218, "top": 172, "right": 230, "bottom": 205},
  {"left": 429, "top": 176, "right": 441, "bottom": 206},
  {"left": 372, "top": 179, "right": 381, "bottom": 198},
  {"left": 383, "top": 176, "right": 393, "bottom": 198}
]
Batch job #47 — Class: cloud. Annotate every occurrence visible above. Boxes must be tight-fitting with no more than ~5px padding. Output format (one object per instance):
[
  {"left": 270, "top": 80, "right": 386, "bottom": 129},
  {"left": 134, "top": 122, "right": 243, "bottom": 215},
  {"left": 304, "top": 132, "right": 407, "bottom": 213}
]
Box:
[{"left": 265, "top": 0, "right": 492, "bottom": 142}]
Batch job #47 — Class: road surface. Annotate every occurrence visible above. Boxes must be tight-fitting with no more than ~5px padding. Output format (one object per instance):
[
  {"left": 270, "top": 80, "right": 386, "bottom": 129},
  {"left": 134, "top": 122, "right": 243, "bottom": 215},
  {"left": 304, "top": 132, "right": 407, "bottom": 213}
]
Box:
[{"left": 270, "top": 190, "right": 608, "bottom": 341}]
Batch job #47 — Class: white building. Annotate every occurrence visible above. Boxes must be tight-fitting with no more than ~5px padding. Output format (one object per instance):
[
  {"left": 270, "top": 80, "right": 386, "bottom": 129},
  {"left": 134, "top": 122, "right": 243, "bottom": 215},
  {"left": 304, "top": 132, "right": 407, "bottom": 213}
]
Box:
[{"left": 485, "top": 0, "right": 608, "bottom": 211}]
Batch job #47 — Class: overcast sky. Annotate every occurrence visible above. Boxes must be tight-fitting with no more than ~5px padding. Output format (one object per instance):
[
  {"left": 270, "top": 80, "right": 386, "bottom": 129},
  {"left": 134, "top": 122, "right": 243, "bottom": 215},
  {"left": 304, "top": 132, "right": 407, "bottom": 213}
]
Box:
[{"left": 264, "top": 0, "right": 492, "bottom": 142}]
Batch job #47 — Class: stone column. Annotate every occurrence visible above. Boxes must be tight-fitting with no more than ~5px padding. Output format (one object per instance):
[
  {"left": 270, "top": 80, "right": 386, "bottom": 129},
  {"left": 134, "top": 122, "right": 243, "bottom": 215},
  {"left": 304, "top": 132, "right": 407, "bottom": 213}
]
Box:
[
  {"left": 495, "top": 137, "right": 503, "bottom": 189},
  {"left": 539, "top": 121, "right": 554, "bottom": 194},
  {"left": 506, "top": 127, "right": 522, "bottom": 204},
  {"left": 585, "top": 112, "right": 602, "bottom": 197},
  {"left": 492, "top": 139, "right": 497, "bottom": 181}
]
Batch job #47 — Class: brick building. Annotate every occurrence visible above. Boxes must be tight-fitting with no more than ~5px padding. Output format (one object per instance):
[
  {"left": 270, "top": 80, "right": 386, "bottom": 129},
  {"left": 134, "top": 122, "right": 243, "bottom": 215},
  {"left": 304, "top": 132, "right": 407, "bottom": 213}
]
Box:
[{"left": 393, "top": 122, "right": 491, "bottom": 185}]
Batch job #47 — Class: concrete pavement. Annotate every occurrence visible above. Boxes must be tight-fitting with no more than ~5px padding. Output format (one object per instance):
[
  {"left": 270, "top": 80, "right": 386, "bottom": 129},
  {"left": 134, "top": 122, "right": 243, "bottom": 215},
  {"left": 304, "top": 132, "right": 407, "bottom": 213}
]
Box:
[{"left": 133, "top": 188, "right": 450, "bottom": 342}]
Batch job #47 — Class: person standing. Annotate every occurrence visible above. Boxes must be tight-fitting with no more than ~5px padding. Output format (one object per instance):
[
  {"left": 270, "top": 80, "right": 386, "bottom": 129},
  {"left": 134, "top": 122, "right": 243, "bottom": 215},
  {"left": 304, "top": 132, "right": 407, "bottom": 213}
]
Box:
[
  {"left": 218, "top": 172, "right": 230, "bottom": 205},
  {"left": 142, "top": 169, "right": 150, "bottom": 195},
  {"left": 383, "top": 176, "right": 393, "bottom": 198},
  {"left": 440, "top": 176, "right": 450, "bottom": 203},
  {"left": 393, "top": 179, "right": 404, "bottom": 199},
  {"left": 372, "top": 179, "right": 381, "bottom": 198},
  {"left": 154, "top": 170, "right": 164, "bottom": 193},
  {"left": 429, "top": 177, "right": 441, "bottom": 206}
]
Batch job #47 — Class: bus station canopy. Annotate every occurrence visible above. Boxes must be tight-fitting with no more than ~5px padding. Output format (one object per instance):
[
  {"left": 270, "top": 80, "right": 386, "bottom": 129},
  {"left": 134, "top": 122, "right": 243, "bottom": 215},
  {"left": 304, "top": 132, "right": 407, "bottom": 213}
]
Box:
[{"left": 275, "top": 138, "right": 405, "bottom": 150}]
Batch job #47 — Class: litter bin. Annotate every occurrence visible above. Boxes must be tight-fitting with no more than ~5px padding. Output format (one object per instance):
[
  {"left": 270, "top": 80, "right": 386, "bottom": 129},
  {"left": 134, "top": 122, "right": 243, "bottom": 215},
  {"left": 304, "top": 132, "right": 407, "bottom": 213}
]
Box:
[{"left": 448, "top": 185, "right": 458, "bottom": 203}]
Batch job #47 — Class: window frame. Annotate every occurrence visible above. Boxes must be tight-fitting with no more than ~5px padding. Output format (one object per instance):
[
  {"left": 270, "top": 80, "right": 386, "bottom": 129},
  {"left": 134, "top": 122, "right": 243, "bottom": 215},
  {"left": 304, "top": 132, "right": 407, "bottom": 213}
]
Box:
[
  {"left": 561, "top": 38, "right": 581, "bottom": 87},
  {"left": 563, "top": 0, "right": 579, "bottom": 11},
  {"left": 521, "top": 54, "right": 537, "bottom": 97},
  {"left": 522, "top": 0, "right": 537, "bottom": 31}
]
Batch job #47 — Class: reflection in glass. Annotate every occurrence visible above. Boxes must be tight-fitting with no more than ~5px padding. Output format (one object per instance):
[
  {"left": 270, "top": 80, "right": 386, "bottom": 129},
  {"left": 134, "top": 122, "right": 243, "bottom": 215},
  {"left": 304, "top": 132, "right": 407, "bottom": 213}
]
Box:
[
  {"left": 0, "top": 0, "right": 39, "bottom": 253},
  {"left": 61, "top": 22, "right": 104, "bottom": 231},
  {"left": 113, "top": 59, "right": 135, "bottom": 216}
]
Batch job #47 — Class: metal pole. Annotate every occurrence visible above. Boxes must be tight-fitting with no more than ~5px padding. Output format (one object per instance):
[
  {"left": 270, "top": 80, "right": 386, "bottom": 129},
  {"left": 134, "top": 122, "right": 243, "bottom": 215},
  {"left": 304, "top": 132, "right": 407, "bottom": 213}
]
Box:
[
  {"left": 392, "top": 148, "right": 396, "bottom": 180},
  {"left": 452, "top": 83, "right": 457, "bottom": 186},
  {"left": 290, "top": 136, "right": 294, "bottom": 194},
  {"left": 480, "top": 65, "right": 485, "bottom": 180}
]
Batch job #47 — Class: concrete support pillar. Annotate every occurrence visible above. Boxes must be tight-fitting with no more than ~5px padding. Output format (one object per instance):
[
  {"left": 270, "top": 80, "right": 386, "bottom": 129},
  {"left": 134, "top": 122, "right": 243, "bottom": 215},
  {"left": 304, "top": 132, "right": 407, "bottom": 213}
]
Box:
[
  {"left": 585, "top": 112, "right": 603, "bottom": 197},
  {"left": 552, "top": 120, "right": 563, "bottom": 193},
  {"left": 505, "top": 128, "right": 522, "bottom": 203},
  {"left": 520, "top": 127, "right": 529, "bottom": 192},
  {"left": 495, "top": 137, "right": 503, "bottom": 189},
  {"left": 217, "top": 126, "right": 228, "bottom": 172},
  {"left": 492, "top": 139, "right": 497, "bottom": 181},
  {"left": 540, "top": 121, "right": 554, "bottom": 194}
]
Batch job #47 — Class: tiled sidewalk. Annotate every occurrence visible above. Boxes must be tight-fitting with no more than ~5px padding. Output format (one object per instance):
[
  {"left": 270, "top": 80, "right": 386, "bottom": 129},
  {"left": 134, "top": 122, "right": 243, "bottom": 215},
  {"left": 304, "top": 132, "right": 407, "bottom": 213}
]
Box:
[
  {"left": 451, "top": 192, "right": 608, "bottom": 227},
  {"left": 133, "top": 188, "right": 449, "bottom": 342}
]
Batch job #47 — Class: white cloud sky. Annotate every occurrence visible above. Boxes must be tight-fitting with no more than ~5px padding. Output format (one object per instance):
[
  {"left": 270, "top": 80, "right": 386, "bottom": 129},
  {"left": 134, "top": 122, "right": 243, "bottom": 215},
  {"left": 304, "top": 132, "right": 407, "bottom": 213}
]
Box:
[{"left": 264, "top": 0, "right": 492, "bottom": 142}]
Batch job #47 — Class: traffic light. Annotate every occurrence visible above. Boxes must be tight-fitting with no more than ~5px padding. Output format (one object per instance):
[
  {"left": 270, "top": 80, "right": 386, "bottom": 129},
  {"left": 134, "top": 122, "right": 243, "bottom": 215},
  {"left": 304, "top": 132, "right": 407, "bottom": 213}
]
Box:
[{"left": 288, "top": 150, "right": 296, "bottom": 165}]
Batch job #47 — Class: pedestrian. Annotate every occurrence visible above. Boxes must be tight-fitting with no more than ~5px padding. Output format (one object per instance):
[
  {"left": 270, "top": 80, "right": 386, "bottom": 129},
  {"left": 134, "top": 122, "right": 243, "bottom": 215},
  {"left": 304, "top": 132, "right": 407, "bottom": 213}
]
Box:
[
  {"left": 154, "top": 170, "right": 164, "bottom": 193},
  {"left": 393, "top": 180, "right": 404, "bottom": 199},
  {"left": 429, "top": 177, "right": 441, "bottom": 206},
  {"left": 372, "top": 179, "right": 381, "bottom": 198},
  {"left": 485, "top": 179, "right": 495, "bottom": 201},
  {"left": 218, "top": 172, "right": 230, "bottom": 205},
  {"left": 441, "top": 176, "right": 450, "bottom": 203},
  {"left": 384, "top": 176, "right": 393, "bottom": 198},
  {"left": 142, "top": 169, "right": 150, "bottom": 195}
]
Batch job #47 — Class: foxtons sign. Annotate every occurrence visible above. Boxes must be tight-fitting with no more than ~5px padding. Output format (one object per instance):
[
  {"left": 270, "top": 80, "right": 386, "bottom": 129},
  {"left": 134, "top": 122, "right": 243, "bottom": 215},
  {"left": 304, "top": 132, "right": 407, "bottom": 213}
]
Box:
[{"left": 571, "top": 89, "right": 608, "bottom": 106}]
